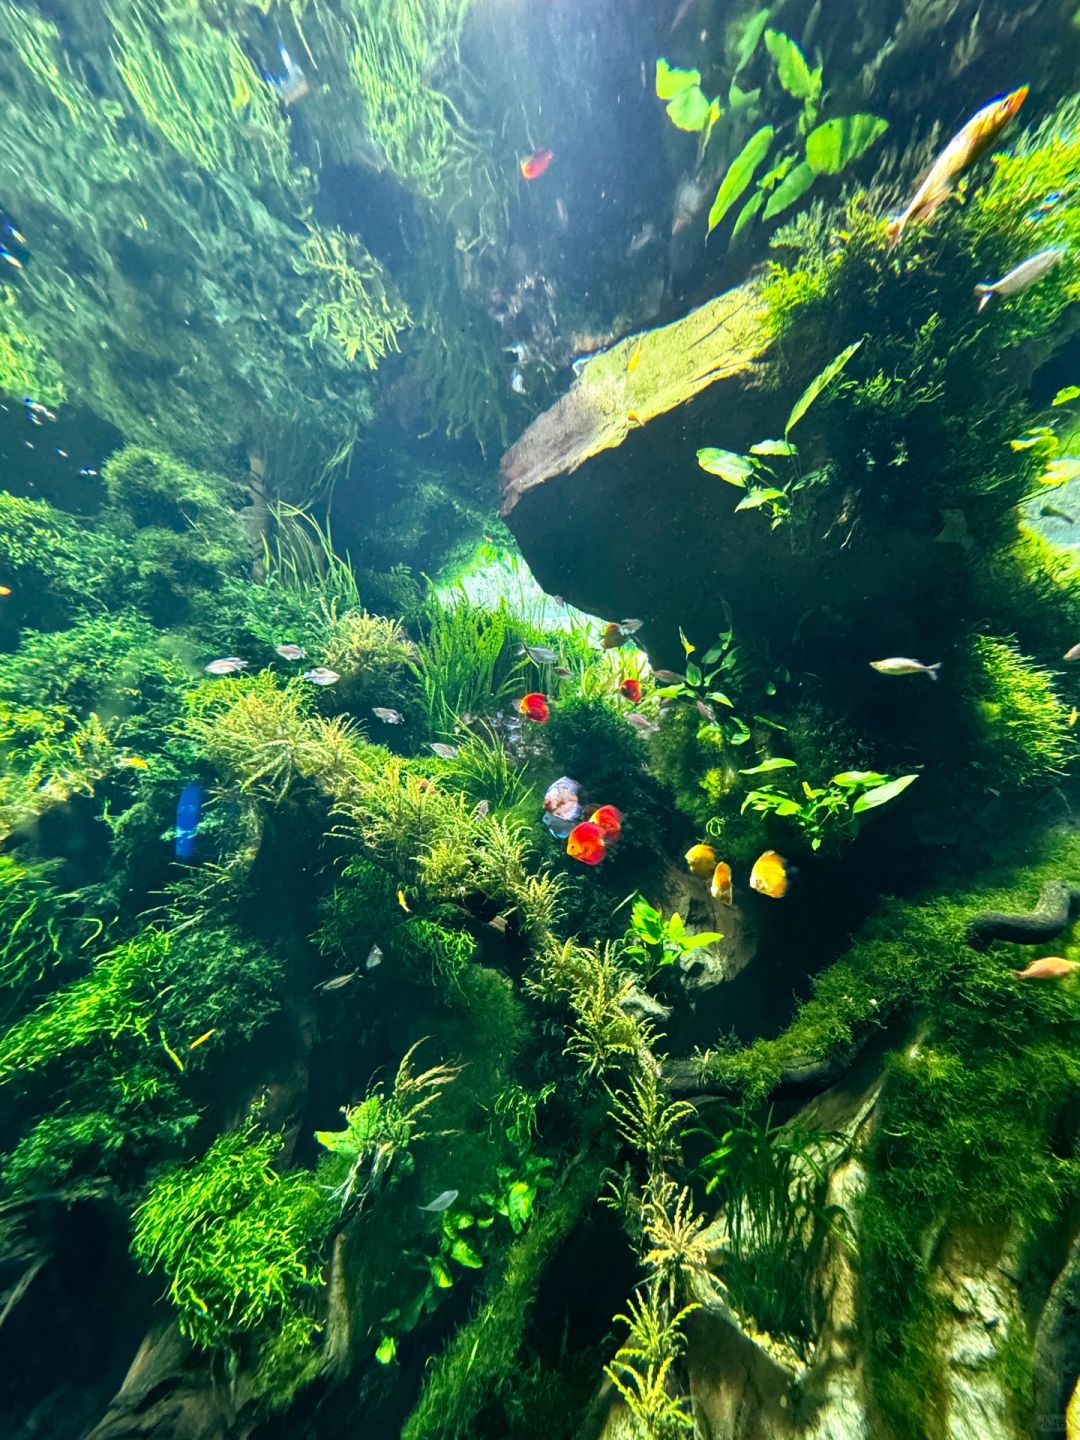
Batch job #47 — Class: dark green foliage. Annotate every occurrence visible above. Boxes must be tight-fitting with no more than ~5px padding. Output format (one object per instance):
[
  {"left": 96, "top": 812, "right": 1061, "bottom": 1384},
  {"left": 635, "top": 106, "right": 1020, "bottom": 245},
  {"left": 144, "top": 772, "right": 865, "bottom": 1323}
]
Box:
[
  {"left": 960, "top": 634, "right": 1071, "bottom": 791},
  {"left": 102, "top": 445, "right": 243, "bottom": 534},
  {"left": 0, "top": 854, "right": 64, "bottom": 1012},
  {"left": 314, "top": 856, "right": 401, "bottom": 965},
  {"left": 389, "top": 918, "right": 478, "bottom": 987},
  {"left": 131, "top": 1123, "right": 334, "bottom": 1351}
]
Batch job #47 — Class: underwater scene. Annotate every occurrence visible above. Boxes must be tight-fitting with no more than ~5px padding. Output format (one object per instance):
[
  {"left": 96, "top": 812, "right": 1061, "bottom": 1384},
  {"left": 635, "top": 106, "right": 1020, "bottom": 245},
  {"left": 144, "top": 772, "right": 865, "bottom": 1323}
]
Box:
[{"left": 5, "top": 1, "right": 1080, "bottom": 1437}]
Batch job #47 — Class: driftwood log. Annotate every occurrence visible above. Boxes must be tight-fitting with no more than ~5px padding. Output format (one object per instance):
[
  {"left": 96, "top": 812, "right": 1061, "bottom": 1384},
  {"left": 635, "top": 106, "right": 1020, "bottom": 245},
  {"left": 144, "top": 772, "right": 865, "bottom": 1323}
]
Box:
[{"left": 964, "top": 879, "right": 1080, "bottom": 950}]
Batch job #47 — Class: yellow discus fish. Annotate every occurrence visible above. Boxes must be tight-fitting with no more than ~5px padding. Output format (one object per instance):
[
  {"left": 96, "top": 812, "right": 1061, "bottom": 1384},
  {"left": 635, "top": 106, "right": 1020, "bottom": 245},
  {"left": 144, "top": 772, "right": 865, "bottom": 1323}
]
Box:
[{"left": 749, "top": 850, "right": 791, "bottom": 900}]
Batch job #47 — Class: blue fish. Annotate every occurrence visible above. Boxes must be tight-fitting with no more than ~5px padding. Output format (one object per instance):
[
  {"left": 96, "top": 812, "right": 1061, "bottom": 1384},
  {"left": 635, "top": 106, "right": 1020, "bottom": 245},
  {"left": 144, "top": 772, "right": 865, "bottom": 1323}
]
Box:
[{"left": 175, "top": 782, "right": 204, "bottom": 860}]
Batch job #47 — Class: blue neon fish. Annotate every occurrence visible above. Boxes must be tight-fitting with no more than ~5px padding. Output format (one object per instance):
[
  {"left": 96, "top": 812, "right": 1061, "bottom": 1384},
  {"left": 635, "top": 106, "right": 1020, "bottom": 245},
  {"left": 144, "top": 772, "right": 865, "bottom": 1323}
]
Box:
[{"left": 175, "top": 782, "right": 204, "bottom": 860}]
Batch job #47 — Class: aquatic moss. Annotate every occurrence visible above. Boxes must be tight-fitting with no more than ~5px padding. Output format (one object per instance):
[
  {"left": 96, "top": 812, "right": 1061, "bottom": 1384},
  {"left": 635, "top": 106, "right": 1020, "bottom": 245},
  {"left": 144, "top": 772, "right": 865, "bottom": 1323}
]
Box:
[
  {"left": 102, "top": 444, "right": 242, "bottom": 533},
  {"left": 131, "top": 1123, "right": 334, "bottom": 1350},
  {"left": 294, "top": 225, "right": 412, "bottom": 370},
  {"left": 0, "top": 284, "right": 64, "bottom": 404},
  {"left": 961, "top": 633, "right": 1071, "bottom": 791},
  {"left": 401, "top": 1149, "right": 606, "bottom": 1440},
  {"left": 0, "top": 492, "right": 123, "bottom": 618}
]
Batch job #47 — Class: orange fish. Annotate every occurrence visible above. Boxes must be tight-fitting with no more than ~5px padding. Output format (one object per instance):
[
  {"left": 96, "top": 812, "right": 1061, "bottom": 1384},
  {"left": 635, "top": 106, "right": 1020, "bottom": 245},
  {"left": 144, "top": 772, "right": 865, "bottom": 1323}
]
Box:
[
  {"left": 619, "top": 678, "right": 642, "bottom": 702},
  {"left": 602, "top": 622, "right": 625, "bottom": 650},
  {"left": 685, "top": 843, "right": 718, "bottom": 878},
  {"left": 749, "top": 850, "right": 790, "bottom": 899},
  {"left": 888, "top": 87, "right": 1028, "bottom": 245},
  {"left": 520, "top": 147, "right": 554, "bottom": 181},
  {"left": 627, "top": 410, "right": 643, "bottom": 426},
  {"left": 518, "top": 692, "right": 550, "bottom": 723},
  {"left": 590, "top": 804, "right": 623, "bottom": 839},
  {"left": 567, "top": 821, "right": 606, "bottom": 865},
  {"left": 710, "top": 861, "right": 733, "bottom": 905},
  {"left": 1012, "top": 956, "right": 1080, "bottom": 980}
]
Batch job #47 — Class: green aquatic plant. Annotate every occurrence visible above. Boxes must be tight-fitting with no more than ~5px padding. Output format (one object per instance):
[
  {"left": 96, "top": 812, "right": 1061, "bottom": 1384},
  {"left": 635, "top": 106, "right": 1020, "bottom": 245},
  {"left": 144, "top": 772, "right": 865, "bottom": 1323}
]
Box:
[
  {"left": 0, "top": 492, "right": 123, "bottom": 618},
  {"left": 102, "top": 444, "right": 242, "bottom": 533},
  {"left": 293, "top": 225, "right": 412, "bottom": 370},
  {"left": 963, "top": 634, "right": 1070, "bottom": 791},
  {"left": 0, "top": 855, "right": 64, "bottom": 1018},
  {"left": 389, "top": 917, "right": 477, "bottom": 988},
  {"left": 606, "top": 1058, "right": 697, "bottom": 1175},
  {"left": 315, "top": 1040, "right": 461, "bottom": 1216},
  {"left": 0, "top": 699, "right": 113, "bottom": 843},
  {"left": 263, "top": 503, "right": 363, "bottom": 615},
  {"left": 740, "top": 764, "right": 918, "bottom": 852},
  {"left": 435, "top": 720, "right": 533, "bottom": 811},
  {"left": 604, "top": 1275, "right": 699, "bottom": 1440},
  {"left": 622, "top": 894, "right": 723, "bottom": 987},
  {"left": 131, "top": 1122, "right": 333, "bottom": 1350},
  {"left": 410, "top": 587, "right": 527, "bottom": 734},
  {"left": 0, "top": 285, "right": 64, "bottom": 403}
]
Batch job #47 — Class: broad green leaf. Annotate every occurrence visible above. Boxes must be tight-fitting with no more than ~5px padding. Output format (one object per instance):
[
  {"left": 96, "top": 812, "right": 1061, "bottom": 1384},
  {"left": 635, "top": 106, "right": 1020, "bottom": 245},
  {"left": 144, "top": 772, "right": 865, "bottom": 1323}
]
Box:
[
  {"left": 762, "top": 159, "right": 816, "bottom": 219},
  {"left": 685, "top": 660, "right": 703, "bottom": 687},
  {"left": 764, "top": 29, "right": 819, "bottom": 101},
  {"left": 832, "top": 770, "right": 887, "bottom": 788},
  {"left": 707, "top": 126, "right": 774, "bottom": 233},
  {"left": 732, "top": 187, "right": 764, "bottom": 239},
  {"left": 738, "top": 757, "right": 797, "bottom": 774},
  {"left": 450, "top": 1238, "right": 484, "bottom": 1268},
  {"left": 314, "top": 1129, "right": 355, "bottom": 1155},
  {"left": 698, "top": 446, "right": 754, "bottom": 484},
  {"left": 785, "top": 339, "right": 862, "bottom": 436},
  {"left": 729, "top": 78, "right": 761, "bottom": 110},
  {"left": 852, "top": 774, "right": 918, "bottom": 814},
  {"left": 735, "top": 487, "right": 786, "bottom": 510},
  {"left": 667, "top": 84, "right": 714, "bottom": 132},
  {"left": 376, "top": 1336, "right": 397, "bottom": 1364},
  {"left": 727, "top": 715, "right": 752, "bottom": 744},
  {"left": 1052, "top": 385, "right": 1080, "bottom": 406},
  {"left": 1043, "top": 457, "right": 1080, "bottom": 485},
  {"left": 681, "top": 930, "right": 724, "bottom": 951},
  {"left": 656, "top": 58, "right": 700, "bottom": 99},
  {"left": 430, "top": 1258, "right": 453, "bottom": 1288},
  {"left": 805, "top": 114, "right": 889, "bottom": 174},
  {"left": 733, "top": 7, "right": 770, "bottom": 71},
  {"left": 506, "top": 1180, "right": 536, "bottom": 1232},
  {"left": 750, "top": 438, "right": 797, "bottom": 455}
]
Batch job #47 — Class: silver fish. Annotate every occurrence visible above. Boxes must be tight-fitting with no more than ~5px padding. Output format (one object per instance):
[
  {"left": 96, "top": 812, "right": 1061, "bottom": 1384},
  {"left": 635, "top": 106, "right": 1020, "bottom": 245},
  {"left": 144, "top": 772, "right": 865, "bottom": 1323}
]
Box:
[
  {"left": 365, "top": 944, "right": 383, "bottom": 970},
  {"left": 302, "top": 667, "right": 339, "bottom": 686},
  {"left": 205, "top": 656, "right": 248, "bottom": 676},
  {"left": 474, "top": 799, "right": 490, "bottom": 817},
  {"left": 372, "top": 706, "right": 404, "bottom": 723},
  {"left": 511, "top": 368, "right": 526, "bottom": 395},
  {"left": 417, "top": 1189, "right": 459, "bottom": 1213},
  {"left": 429, "top": 742, "right": 459, "bottom": 758},
  {"left": 869, "top": 657, "right": 942, "bottom": 679},
  {"left": 275, "top": 643, "right": 307, "bottom": 660},
  {"left": 315, "top": 969, "right": 359, "bottom": 992},
  {"left": 619, "top": 619, "right": 644, "bottom": 633},
  {"left": 625, "top": 712, "right": 660, "bottom": 733},
  {"left": 522, "top": 643, "right": 558, "bottom": 665},
  {"left": 553, "top": 665, "right": 572, "bottom": 678},
  {"left": 975, "top": 247, "right": 1067, "bottom": 312},
  {"left": 653, "top": 669, "right": 684, "bottom": 684}
]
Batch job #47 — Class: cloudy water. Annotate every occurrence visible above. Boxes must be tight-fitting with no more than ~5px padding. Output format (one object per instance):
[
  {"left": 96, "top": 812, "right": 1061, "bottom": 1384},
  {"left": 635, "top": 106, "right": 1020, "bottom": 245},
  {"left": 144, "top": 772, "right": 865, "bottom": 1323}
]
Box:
[{"left": 2, "top": 3, "right": 1080, "bottom": 1438}]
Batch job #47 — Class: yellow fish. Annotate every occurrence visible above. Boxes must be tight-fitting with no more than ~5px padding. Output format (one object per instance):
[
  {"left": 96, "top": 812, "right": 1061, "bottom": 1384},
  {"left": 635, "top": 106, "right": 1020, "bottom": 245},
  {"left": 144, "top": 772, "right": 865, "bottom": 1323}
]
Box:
[
  {"left": 397, "top": 888, "right": 411, "bottom": 913},
  {"left": 710, "top": 861, "right": 733, "bottom": 904},
  {"left": 1070, "top": 707, "right": 1078, "bottom": 728},
  {"left": 685, "top": 843, "right": 718, "bottom": 878},
  {"left": 887, "top": 87, "right": 1028, "bottom": 246},
  {"left": 628, "top": 338, "right": 642, "bottom": 373},
  {"left": 159, "top": 1030, "right": 185, "bottom": 1072},
  {"left": 120, "top": 755, "right": 149, "bottom": 770},
  {"left": 749, "top": 850, "right": 790, "bottom": 899},
  {"left": 189, "top": 1028, "right": 217, "bottom": 1050}
]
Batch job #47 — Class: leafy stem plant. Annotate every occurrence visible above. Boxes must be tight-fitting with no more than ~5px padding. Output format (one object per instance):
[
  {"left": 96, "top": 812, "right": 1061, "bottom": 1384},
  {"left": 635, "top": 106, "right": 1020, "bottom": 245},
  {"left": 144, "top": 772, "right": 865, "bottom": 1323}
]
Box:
[
  {"left": 698, "top": 341, "right": 862, "bottom": 527},
  {"left": 623, "top": 894, "right": 722, "bottom": 987},
  {"left": 739, "top": 761, "right": 918, "bottom": 851}
]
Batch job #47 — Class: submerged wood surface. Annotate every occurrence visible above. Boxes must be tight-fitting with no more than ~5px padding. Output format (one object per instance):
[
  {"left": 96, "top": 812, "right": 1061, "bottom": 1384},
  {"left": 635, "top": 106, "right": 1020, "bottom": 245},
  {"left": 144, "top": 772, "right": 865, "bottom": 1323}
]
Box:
[{"left": 500, "top": 281, "right": 772, "bottom": 513}]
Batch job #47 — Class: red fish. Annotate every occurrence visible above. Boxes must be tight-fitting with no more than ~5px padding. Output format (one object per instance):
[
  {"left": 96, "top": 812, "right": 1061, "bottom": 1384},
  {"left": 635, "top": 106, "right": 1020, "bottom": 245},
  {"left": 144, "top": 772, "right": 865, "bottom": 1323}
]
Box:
[
  {"left": 520, "top": 148, "right": 554, "bottom": 181},
  {"left": 567, "top": 820, "right": 606, "bottom": 865},
  {"left": 590, "top": 805, "right": 623, "bottom": 839},
  {"left": 519, "top": 692, "right": 550, "bottom": 723},
  {"left": 619, "top": 678, "right": 642, "bottom": 702}
]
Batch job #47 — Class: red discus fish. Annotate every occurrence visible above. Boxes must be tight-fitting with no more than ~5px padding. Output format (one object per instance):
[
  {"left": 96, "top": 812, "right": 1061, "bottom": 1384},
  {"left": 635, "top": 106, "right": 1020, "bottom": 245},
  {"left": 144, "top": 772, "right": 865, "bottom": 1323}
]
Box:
[
  {"left": 520, "top": 147, "right": 554, "bottom": 181},
  {"left": 567, "top": 820, "right": 606, "bottom": 865},
  {"left": 519, "top": 692, "right": 551, "bottom": 723},
  {"left": 590, "top": 805, "right": 623, "bottom": 839},
  {"left": 619, "top": 678, "right": 643, "bottom": 702}
]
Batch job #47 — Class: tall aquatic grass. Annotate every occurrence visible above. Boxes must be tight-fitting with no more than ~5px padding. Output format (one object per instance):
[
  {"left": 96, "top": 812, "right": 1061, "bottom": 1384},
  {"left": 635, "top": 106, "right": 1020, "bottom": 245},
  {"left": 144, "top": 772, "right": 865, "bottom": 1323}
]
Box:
[
  {"left": 262, "top": 503, "right": 362, "bottom": 615},
  {"left": 411, "top": 585, "right": 526, "bottom": 734}
]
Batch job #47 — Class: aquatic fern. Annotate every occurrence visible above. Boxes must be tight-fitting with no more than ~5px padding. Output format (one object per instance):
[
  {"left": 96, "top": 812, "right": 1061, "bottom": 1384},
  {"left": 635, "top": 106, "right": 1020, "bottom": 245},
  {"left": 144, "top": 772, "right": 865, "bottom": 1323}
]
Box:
[
  {"left": 293, "top": 226, "right": 412, "bottom": 370},
  {"left": 563, "top": 944, "right": 649, "bottom": 1078},
  {"left": 606, "top": 1061, "right": 697, "bottom": 1174},
  {"left": 640, "top": 1174, "right": 711, "bottom": 1307},
  {"left": 604, "top": 1275, "right": 699, "bottom": 1440},
  {"left": 131, "top": 1122, "right": 332, "bottom": 1349}
]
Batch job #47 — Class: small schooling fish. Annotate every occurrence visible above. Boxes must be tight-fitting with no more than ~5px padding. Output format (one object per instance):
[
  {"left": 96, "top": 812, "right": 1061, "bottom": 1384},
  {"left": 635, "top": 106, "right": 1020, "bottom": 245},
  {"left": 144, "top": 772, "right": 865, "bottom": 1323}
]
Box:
[
  {"left": 710, "top": 861, "right": 733, "bottom": 904},
  {"left": 653, "top": 669, "right": 684, "bottom": 685},
  {"left": 567, "top": 820, "right": 607, "bottom": 865},
  {"left": 373, "top": 706, "right": 404, "bottom": 723},
  {"left": 302, "top": 667, "right": 339, "bottom": 686},
  {"left": 518, "top": 692, "right": 550, "bottom": 723},
  {"left": 974, "top": 247, "right": 1067, "bottom": 311},
  {"left": 418, "top": 1189, "right": 460, "bottom": 1213},
  {"left": 887, "top": 86, "right": 1029, "bottom": 246},
  {"left": 365, "top": 944, "right": 383, "bottom": 970},
  {"left": 625, "top": 712, "right": 659, "bottom": 734},
  {"left": 520, "top": 147, "right": 554, "bottom": 181},
  {"left": 685, "top": 843, "right": 718, "bottom": 878},
  {"left": 1012, "top": 956, "right": 1080, "bottom": 979},
  {"left": 521, "top": 643, "right": 557, "bottom": 665},
  {"left": 205, "top": 656, "right": 248, "bottom": 676},
  {"left": 429, "top": 742, "right": 459, "bottom": 759},
  {"left": 315, "top": 970, "right": 359, "bottom": 992},
  {"left": 275, "top": 643, "right": 307, "bottom": 660},
  {"left": 749, "top": 850, "right": 791, "bottom": 899},
  {"left": 870, "top": 657, "right": 942, "bottom": 679}
]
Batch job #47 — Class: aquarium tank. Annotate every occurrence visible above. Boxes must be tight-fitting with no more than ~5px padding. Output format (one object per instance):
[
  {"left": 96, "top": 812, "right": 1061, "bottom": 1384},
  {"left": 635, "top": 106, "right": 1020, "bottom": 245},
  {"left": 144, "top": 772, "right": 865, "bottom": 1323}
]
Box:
[{"left": 4, "top": 1, "right": 1080, "bottom": 1436}]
